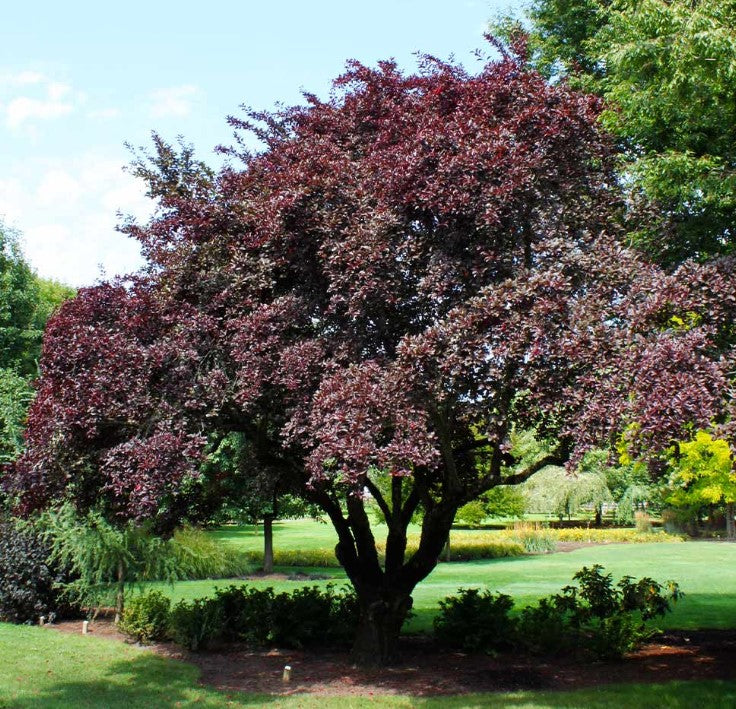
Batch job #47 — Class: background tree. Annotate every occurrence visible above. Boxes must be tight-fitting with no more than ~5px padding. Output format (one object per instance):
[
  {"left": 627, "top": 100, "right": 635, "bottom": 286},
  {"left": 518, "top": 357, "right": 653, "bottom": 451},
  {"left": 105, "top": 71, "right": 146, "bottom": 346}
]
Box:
[
  {"left": 198, "top": 431, "right": 318, "bottom": 573},
  {"left": 498, "top": 0, "right": 736, "bottom": 266},
  {"left": 667, "top": 431, "right": 736, "bottom": 539},
  {"left": 0, "top": 223, "right": 74, "bottom": 469},
  {"left": 455, "top": 486, "right": 526, "bottom": 527},
  {"left": 9, "top": 46, "right": 733, "bottom": 666}
]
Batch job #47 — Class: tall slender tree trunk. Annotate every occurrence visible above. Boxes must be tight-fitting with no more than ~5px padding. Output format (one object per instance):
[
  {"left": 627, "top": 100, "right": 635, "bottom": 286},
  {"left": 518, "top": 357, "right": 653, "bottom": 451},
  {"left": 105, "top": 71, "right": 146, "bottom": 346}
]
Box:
[
  {"left": 263, "top": 513, "right": 274, "bottom": 573},
  {"left": 726, "top": 502, "right": 735, "bottom": 540},
  {"left": 114, "top": 560, "right": 125, "bottom": 624}
]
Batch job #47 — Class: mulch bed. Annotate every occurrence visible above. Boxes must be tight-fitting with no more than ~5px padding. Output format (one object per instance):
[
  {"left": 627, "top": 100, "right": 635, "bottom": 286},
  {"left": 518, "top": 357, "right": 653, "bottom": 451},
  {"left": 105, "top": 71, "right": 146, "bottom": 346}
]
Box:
[{"left": 49, "top": 618, "right": 736, "bottom": 697}]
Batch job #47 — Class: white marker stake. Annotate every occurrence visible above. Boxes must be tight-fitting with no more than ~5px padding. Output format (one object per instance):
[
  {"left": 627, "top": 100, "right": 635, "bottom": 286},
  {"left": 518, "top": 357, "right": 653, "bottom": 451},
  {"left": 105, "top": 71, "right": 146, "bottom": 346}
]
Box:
[
  {"left": 39, "top": 616, "right": 45, "bottom": 626},
  {"left": 82, "top": 620, "right": 89, "bottom": 635},
  {"left": 282, "top": 665, "right": 292, "bottom": 682}
]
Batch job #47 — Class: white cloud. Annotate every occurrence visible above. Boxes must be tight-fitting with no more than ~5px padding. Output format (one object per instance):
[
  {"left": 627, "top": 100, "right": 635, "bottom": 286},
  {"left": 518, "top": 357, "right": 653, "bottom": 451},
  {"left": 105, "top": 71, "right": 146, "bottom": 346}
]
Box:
[
  {"left": 35, "top": 169, "right": 83, "bottom": 207},
  {"left": 87, "top": 107, "right": 120, "bottom": 119},
  {"left": 4, "top": 154, "right": 153, "bottom": 285},
  {"left": 0, "top": 70, "right": 46, "bottom": 86},
  {"left": 6, "top": 95, "right": 73, "bottom": 128},
  {"left": 2, "top": 74, "right": 77, "bottom": 129},
  {"left": 148, "top": 85, "right": 199, "bottom": 118}
]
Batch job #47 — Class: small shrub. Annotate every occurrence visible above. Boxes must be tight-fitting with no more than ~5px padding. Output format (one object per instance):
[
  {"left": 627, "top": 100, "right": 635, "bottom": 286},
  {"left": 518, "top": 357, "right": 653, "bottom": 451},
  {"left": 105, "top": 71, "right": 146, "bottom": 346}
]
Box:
[
  {"left": 516, "top": 596, "right": 573, "bottom": 654},
  {"left": 503, "top": 522, "right": 557, "bottom": 553},
  {"left": 0, "top": 519, "right": 78, "bottom": 623},
  {"left": 168, "top": 597, "right": 224, "bottom": 651},
  {"left": 208, "top": 583, "right": 359, "bottom": 649},
  {"left": 328, "top": 585, "right": 360, "bottom": 646},
  {"left": 119, "top": 590, "right": 170, "bottom": 643},
  {"left": 214, "top": 585, "right": 274, "bottom": 644},
  {"left": 434, "top": 588, "right": 515, "bottom": 652},
  {"left": 517, "top": 565, "right": 680, "bottom": 659},
  {"left": 271, "top": 586, "right": 335, "bottom": 648},
  {"left": 634, "top": 511, "right": 652, "bottom": 534}
]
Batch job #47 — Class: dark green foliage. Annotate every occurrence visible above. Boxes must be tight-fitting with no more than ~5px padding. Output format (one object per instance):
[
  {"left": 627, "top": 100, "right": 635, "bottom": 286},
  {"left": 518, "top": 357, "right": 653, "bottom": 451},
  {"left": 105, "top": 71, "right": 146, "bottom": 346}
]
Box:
[
  {"left": 497, "top": 0, "right": 736, "bottom": 265},
  {"left": 515, "top": 596, "right": 573, "bottom": 655},
  {"left": 168, "top": 597, "right": 224, "bottom": 651},
  {"left": 517, "top": 565, "right": 680, "bottom": 659},
  {"left": 0, "top": 224, "right": 74, "bottom": 379},
  {"left": 169, "top": 584, "right": 359, "bottom": 652},
  {"left": 0, "top": 369, "right": 33, "bottom": 465},
  {"left": 0, "top": 519, "right": 77, "bottom": 623},
  {"left": 214, "top": 585, "right": 275, "bottom": 644},
  {"left": 434, "top": 588, "right": 515, "bottom": 652},
  {"left": 119, "top": 590, "right": 171, "bottom": 643}
]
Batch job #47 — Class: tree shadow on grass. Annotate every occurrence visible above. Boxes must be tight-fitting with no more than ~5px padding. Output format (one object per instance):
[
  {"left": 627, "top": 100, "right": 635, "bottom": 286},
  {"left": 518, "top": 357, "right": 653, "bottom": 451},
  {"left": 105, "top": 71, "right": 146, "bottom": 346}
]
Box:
[{"left": 1, "top": 652, "right": 279, "bottom": 709}]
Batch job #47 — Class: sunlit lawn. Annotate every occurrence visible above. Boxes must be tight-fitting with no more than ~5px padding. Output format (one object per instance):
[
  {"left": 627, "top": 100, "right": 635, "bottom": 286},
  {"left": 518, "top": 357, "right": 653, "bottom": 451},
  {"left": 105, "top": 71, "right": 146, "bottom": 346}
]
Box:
[
  {"left": 3, "top": 623, "right": 736, "bottom": 708},
  {"left": 142, "top": 519, "right": 736, "bottom": 633}
]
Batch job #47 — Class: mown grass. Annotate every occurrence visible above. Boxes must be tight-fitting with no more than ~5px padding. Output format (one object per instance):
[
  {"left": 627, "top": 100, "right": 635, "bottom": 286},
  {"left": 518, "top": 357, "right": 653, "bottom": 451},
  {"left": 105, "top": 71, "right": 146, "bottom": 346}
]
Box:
[
  {"left": 2, "top": 623, "right": 736, "bottom": 708},
  {"left": 147, "top": 520, "right": 736, "bottom": 633}
]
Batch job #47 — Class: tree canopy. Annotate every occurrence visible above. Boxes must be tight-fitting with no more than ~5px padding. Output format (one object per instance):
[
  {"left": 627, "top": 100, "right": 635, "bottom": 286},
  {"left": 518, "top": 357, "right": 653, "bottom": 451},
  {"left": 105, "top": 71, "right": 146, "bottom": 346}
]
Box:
[
  {"left": 499, "top": 0, "right": 736, "bottom": 265},
  {"left": 7, "top": 46, "right": 734, "bottom": 664},
  {"left": 0, "top": 223, "right": 75, "bottom": 465}
]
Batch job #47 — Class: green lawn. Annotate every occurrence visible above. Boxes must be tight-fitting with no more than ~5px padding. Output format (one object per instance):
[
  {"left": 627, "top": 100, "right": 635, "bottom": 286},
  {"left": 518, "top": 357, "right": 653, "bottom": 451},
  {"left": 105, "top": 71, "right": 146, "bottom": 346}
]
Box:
[
  {"left": 149, "top": 522, "right": 736, "bottom": 633},
  {"left": 2, "top": 623, "right": 735, "bottom": 708}
]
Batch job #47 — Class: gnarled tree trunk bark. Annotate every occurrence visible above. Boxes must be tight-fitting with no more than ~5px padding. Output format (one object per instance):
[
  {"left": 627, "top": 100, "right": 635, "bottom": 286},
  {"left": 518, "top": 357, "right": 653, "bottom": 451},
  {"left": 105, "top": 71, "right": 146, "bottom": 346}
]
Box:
[{"left": 350, "top": 591, "right": 414, "bottom": 666}]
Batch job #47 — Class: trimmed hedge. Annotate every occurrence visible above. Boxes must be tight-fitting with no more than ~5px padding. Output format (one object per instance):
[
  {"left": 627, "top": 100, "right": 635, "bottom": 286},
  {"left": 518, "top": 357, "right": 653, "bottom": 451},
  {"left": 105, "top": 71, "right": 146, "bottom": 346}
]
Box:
[{"left": 164, "top": 583, "right": 358, "bottom": 651}]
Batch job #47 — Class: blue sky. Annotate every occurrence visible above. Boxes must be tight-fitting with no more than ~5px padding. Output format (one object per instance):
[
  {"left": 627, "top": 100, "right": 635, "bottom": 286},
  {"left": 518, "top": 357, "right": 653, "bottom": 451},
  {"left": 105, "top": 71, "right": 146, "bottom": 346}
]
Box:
[{"left": 1, "top": 1, "right": 511, "bottom": 286}]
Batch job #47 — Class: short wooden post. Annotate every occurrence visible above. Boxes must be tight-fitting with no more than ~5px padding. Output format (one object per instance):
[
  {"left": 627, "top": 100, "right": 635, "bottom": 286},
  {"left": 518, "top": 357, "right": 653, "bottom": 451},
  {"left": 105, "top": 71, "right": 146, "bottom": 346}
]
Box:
[
  {"left": 82, "top": 620, "right": 89, "bottom": 635},
  {"left": 39, "top": 616, "right": 45, "bottom": 626},
  {"left": 282, "top": 665, "right": 291, "bottom": 682}
]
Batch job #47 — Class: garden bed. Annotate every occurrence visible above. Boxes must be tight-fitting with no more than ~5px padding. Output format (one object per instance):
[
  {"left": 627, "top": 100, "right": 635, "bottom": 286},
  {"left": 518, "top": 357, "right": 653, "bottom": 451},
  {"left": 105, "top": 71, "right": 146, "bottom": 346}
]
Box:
[{"left": 48, "top": 618, "right": 736, "bottom": 697}]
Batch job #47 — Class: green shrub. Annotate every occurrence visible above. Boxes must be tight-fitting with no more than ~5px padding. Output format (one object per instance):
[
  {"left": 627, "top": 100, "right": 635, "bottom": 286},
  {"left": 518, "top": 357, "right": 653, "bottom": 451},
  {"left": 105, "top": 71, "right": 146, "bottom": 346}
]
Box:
[
  {"left": 170, "top": 527, "right": 251, "bottom": 579},
  {"left": 517, "top": 565, "right": 681, "bottom": 659},
  {"left": 327, "top": 585, "right": 360, "bottom": 646},
  {"left": 168, "top": 597, "right": 224, "bottom": 651},
  {"left": 214, "top": 585, "right": 274, "bottom": 644},
  {"left": 434, "top": 588, "right": 515, "bottom": 652},
  {"left": 634, "top": 511, "right": 652, "bottom": 534},
  {"left": 502, "top": 523, "right": 557, "bottom": 553},
  {"left": 119, "top": 590, "right": 170, "bottom": 643},
  {"left": 270, "top": 586, "right": 338, "bottom": 648},
  {"left": 173, "top": 583, "right": 360, "bottom": 651},
  {"left": 515, "top": 596, "right": 573, "bottom": 654}
]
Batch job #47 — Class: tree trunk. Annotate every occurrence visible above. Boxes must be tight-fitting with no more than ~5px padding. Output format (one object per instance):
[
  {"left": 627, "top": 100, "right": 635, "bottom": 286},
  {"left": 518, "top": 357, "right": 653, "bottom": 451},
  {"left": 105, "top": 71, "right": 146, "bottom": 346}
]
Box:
[
  {"left": 114, "top": 560, "right": 125, "bottom": 624},
  {"left": 263, "top": 513, "right": 274, "bottom": 573},
  {"left": 726, "top": 502, "right": 735, "bottom": 540},
  {"left": 350, "top": 591, "right": 413, "bottom": 667}
]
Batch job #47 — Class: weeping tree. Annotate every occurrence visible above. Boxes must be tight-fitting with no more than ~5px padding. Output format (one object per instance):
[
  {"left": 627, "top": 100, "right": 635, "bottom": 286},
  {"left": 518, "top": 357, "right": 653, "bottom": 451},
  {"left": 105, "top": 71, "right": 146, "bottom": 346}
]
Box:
[{"left": 7, "top": 45, "right": 733, "bottom": 665}]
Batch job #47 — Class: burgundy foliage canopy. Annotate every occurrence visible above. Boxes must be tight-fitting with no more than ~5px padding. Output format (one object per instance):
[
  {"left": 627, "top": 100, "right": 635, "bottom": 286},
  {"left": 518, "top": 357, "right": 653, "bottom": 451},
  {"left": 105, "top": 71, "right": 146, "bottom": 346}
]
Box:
[{"left": 8, "top": 47, "right": 734, "bottom": 662}]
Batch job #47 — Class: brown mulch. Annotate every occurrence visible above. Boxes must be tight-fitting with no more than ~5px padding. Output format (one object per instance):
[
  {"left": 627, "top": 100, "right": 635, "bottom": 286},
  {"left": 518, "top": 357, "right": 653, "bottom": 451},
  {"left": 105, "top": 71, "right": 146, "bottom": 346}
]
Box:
[{"left": 48, "top": 618, "right": 736, "bottom": 697}]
